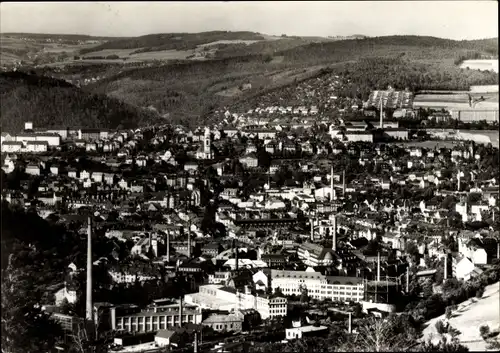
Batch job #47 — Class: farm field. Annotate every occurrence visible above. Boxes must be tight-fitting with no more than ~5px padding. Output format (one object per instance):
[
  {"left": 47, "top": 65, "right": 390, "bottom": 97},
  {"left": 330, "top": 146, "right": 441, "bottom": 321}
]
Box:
[
  {"left": 421, "top": 282, "right": 500, "bottom": 352},
  {"left": 81, "top": 48, "right": 140, "bottom": 58},
  {"left": 460, "top": 59, "right": 499, "bottom": 73}
]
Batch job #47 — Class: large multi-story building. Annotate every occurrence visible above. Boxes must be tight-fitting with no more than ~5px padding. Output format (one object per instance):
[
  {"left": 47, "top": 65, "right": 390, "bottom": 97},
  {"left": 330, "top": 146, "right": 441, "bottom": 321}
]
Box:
[
  {"left": 297, "top": 243, "right": 336, "bottom": 267},
  {"left": 252, "top": 269, "right": 364, "bottom": 303},
  {"left": 112, "top": 301, "right": 202, "bottom": 333},
  {"left": 366, "top": 89, "right": 413, "bottom": 109},
  {"left": 184, "top": 284, "right": 287, "bottom": 320}
]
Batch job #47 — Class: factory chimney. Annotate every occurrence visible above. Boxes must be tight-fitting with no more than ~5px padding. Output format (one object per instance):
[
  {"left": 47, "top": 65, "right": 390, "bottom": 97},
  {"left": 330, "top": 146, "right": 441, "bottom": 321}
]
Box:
[
  {"left": 187, "top": 229, "right": 191, "bottom": 258},
  {"left": 330, "top": 165, "right": 334, "bottom": 202},
  {"left": 379, "top": 98, "right": 384, "bottom": 129},
  {"left": 193, "top": 332, "right": 198, "bottom": 353},
  {"left": 178, "top": 297, "right": 183, "bottom": 327},
  {"left": 86, "top": 216, "right": 93, "bottom": 322},
  {"left": 377, "top": 251, "right": 381, "bottom": 282},
  {"left": 342, "top": 170, "right": 346, "bottom": 197},
  {"left": 457, "top": 170, "right": 461, "bottom": 191},
  {"left": 310, "top": 216, "right": 314, "bottom": 242},
  {"left": 166, "top": 232, "right": 170, "bottom": 263},
  {"left": 332, "top": 215, "right": 337, "bottom": 251},
  {"left": 233, "top": 239, "right": 239, "bottom": 272},
  {"left": 348, "top": 312, "right": 352, "bottom": 334},
  {"left": 443, "top": 253, "right": 448, "bottom": 282}
]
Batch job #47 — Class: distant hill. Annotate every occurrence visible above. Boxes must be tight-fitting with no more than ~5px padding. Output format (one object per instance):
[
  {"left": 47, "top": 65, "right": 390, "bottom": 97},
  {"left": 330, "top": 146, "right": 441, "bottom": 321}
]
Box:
[
  {"left": 79, "top": 31, "right": 267, "bottom": 54},
  {"left": 0, "top": 71, "right": 159, "bottom": 133},
  {"left": 277, "top": 36, "right": 499, "bottom": 64},
  {"left": 2, "top": 33, "right": 124, "bottom": 41},
  {"left": 84, "top": 35, "right": 498, "bottom": 128}
]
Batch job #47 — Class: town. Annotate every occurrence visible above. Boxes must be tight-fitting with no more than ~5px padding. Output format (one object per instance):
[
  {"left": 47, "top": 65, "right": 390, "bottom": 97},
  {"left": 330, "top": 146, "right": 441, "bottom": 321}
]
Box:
[{"left": 2, "top": 67, "right": 499, "bottom": 353}]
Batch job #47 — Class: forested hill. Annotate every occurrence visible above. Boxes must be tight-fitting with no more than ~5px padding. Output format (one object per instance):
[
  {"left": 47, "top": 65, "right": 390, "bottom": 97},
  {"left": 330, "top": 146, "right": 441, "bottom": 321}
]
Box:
[
  {"left": 0, "top": 71, "right": 159, "bottom": 133},
  {"left": 79, "top": 31, "right": 266, "bottom": 54},
  {"left": 278, "top": 35, "right": 498, "bottom": 64}
]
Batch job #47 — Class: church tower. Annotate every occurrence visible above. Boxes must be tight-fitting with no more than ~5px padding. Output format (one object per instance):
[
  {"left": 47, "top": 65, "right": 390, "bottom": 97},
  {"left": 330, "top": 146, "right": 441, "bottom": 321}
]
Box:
[{"left": 203, "top": 127, "right": 213, "bottom": 160}]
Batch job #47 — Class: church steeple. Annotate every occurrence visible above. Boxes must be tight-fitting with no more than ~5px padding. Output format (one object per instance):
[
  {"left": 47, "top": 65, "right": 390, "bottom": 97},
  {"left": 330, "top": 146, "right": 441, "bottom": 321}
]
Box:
[{"left": 203, "top": 127, "right": 213, "bottom": 159}]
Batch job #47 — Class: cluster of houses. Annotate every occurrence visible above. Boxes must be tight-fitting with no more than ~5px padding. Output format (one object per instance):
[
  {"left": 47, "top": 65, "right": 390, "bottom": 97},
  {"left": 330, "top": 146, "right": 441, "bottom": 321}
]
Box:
[{"left": 2, "top": 70, "right": 499, "bottom": 351}]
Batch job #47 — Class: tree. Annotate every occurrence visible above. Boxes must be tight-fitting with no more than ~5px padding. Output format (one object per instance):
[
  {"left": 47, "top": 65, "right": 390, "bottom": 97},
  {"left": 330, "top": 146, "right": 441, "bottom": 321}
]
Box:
[
  {"left": 2, "top": 269, "right": 64, "bottom": 353},
  {"left": 479, "top": 324, "right": 490, "bottom": 340}
]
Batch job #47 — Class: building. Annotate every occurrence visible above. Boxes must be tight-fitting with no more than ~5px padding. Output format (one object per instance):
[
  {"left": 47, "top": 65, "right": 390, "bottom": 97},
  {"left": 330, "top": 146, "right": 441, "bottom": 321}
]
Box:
[
  {"left": 344, "top": 131, "right": 374, "bottom": 143},
  {"left": 1, "top": 141, "right": 23, "bottom": 153},
  {"left": 14, "top": 132, "right": 61, "bottom": 146},
  {"left": 202, "top": 310, "right": 244, "bottom": 332},
  {"left": 184, "top": 284, "right": 287, "bottom": 320},
  {"left": 450, "top": 109, "right": 499, "bottom": 124},
  {"left": 297, "top": 243, "right": 336, "bottom": 267},
  {"left": 253, "top": 269, "right": 364, "bottom": 303},
  {"left": 26, "top": 141, "right": 49, "bottom": 152},
  {"left": 155, "top": 330, "right": 176, "bottom": 347},
  {"left": 366, "top": 89, "right": 413, "bottom": 109},
  {"left": 113, "top": 301, "right": 202, "bottom": 333},
  {"left": 196, "top": 127, "right": 214, "bottom": 160},
  {"left": 51, "top": 313, "right": 84, "bottom": 333},
  {"left": 285, "top": 325, "right": 328, "bottom": 340},
  {"left": 239, "top": 153, "right": 259, "bottom": 168}
]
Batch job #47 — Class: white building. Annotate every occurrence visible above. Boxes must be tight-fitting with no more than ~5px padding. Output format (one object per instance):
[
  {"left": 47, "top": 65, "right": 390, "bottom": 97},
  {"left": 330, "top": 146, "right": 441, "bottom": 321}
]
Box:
[
  {"left": 253, "top": 269, "right": 364, "bottom": 303},
  {"left": 285, "top": 325, "right": 328, "bottom": 340},
  {"left": 184, "top": 284, "right": 287, "bottom": 320}
]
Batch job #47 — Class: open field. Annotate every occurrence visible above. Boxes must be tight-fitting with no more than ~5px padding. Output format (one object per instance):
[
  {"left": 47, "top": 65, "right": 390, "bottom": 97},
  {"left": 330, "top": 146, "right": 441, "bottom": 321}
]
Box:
[
  {"left": 421, "top": 282, "right": 500, "bottom": 351},
  {"left": 129, "top": 49, "right": 195, "bottom": 61},
  {"left": 414, "top": 92, "right": 499, "bottom": 103},
  {"left": 81, "top": 48, "right": 140, "bottom": 58},
  {"left": 197, "top": 39, "right": 263, "bottom": 48},
  {"left": 460, "top": 59, "right": 499, "bottom": 73}
]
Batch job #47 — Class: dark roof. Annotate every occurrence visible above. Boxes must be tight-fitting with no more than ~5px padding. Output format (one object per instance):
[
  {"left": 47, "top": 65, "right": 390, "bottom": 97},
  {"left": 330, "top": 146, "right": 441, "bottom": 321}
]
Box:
[{"left": 156, "top": 330, "right": 176, "bottom": 339}]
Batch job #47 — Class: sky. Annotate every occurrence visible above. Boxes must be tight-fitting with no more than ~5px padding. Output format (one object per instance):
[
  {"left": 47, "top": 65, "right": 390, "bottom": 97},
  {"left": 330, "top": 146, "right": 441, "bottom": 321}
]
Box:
[{"left": 0, "top": 1, "right": 498, "bottom": 40}]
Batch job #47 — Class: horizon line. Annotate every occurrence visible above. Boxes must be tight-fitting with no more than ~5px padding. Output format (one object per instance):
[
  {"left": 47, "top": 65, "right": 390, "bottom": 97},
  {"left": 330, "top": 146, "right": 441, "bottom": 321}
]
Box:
[{"left": 0, "top": 31, "right": 498, "bottom": 42}]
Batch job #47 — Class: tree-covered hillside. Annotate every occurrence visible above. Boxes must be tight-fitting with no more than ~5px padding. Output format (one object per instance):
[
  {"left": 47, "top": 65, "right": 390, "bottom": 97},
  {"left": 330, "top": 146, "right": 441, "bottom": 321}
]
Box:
[
  {"left": 0, "top": 71, "right": 159, "bottom": 133},
  {"left": 80, "top": 31, "right": 266, "bottom": 54},
  {"left": 278, "top": 36, "right": 498, "bottom": 64}
]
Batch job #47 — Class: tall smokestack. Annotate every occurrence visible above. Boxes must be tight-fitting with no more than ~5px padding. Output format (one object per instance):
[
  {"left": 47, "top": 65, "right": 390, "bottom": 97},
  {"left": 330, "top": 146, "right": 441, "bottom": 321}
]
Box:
[
  {"left": 379, "top": 97, "right": 384, "bottom": 129},
  {"left": 332, "top": 215, "right": 337, "bottom": 251},
  {"left": 330, "top": 165, "right": 334, "bottom": 202},
  {"left": 194, "top": 332, "right": 198, "bottom": 353},
  {"left": 166, "top": 232, "right": 170, "bottom": 263},
  {"left": 443, "top": 253, "right": 448, "bottom": 282},
  {"left": 348, "top": 312, "right": 352, "bottom": 334},
  {"left": 178, "top": 297, "right": 183, "bottom": 327},
  {"left": 377, "top": 251, "right": 381, "bottom": 282},
  {"left": 86, "top": 217, "right": 93, "bottom": 322},
  {"left": 310, "top": 216, "right": 314, "bottom": 241},
  {"left": 233, "top": 239, "right": 239, "bottom": 272},
  {"left": 457, "top": 171, "right": 461, "bottom": 191},
  {"left": 187, "top": 229, "right": 191, "bottom": 258},
  {"left": 342, "top": 170, "right": 346, "bottom": 197}
]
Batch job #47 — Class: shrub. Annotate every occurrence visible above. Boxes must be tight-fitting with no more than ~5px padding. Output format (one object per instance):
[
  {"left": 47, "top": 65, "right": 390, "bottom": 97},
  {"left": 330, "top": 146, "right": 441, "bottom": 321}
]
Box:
[
  {"left": 435, "top": 320, "right": 448, "bottom": 334},
  {"left": 476, "top": 287, "right": 485, "bottom": 298},
  {"left": 445, "top": 306, "right": 453, "bottom": 320},
  {"left": 479, "top": 325, "right": 490, "bottom": 339}
]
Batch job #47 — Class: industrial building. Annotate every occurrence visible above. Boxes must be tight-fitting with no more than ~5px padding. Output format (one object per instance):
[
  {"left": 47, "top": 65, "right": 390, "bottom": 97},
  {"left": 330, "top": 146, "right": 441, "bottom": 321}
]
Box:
[
  {"left": 113, "top": 300, "right": 202, "bottom": 333},
  {"left": 366, "top": 89, "right": 413, "bottom": 109},
  {"left": 252, "top": 268, "right": 365, "bottom": 303},
  {"left": 184, "top": 284, "right": 287, "bottom": 320}
]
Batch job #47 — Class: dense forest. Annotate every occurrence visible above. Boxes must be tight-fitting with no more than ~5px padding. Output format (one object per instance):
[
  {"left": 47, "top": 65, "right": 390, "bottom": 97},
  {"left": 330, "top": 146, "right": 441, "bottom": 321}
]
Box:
[
  {"left": 337, "top": 57, "right": 499, "bottom": 100},
  {"left": 79, "top": 31, "right": 266, "bottom": 54},
  {"left": 0, "top": 71, "right": 160, "bottom": 133},
  {"left": 278, "top": 36, "right": 498, "bottom": 64}
]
